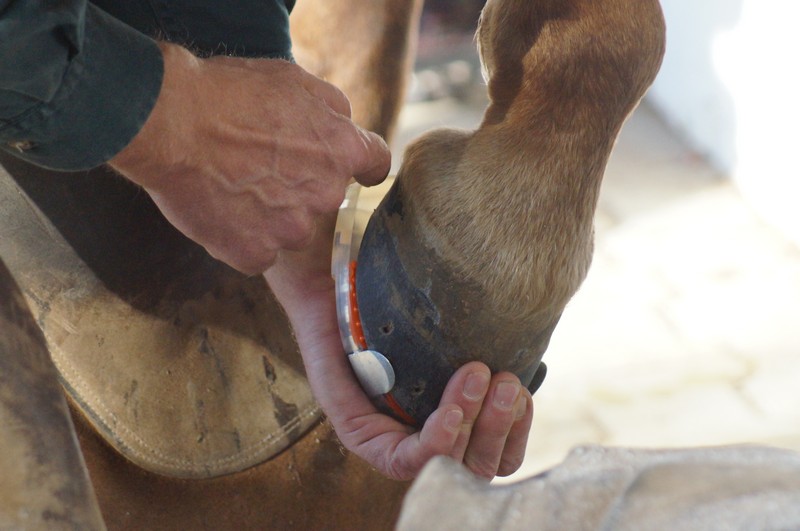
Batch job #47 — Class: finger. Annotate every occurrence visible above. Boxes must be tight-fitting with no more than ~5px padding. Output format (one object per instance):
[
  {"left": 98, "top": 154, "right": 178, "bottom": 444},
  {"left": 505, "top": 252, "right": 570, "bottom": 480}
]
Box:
[
  {"left": 435, "top": 362, "right": 491, "bottom": 462},
  {"left": 497, "top": 389, "right": 533, "bottom": 477},
  {"left": 299, "top": 69, "right": 353, "bottom": 118},
  {"left": 385, "top": 405, "right": 463, "bottom": 481},
  {"left": 462, "top": 374, "right": 522, "bottom": 479},
  {"left": 295, "top": 69, "right": 389, "bottom": 187},
  {"left": 305, "top": 180, "right": 348, "bottom": 216},
  {"left": 346, "top": 126, "right": 391, "bottom": 187},
  {"left": 272, "top": 209, "right": 317, "bottom": 252}
]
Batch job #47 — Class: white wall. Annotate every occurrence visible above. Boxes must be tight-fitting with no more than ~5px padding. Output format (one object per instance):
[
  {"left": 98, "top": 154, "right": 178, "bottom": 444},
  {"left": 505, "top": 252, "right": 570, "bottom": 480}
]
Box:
[{"left": 648, "top": 0, "right": 800, "bottom": 245}]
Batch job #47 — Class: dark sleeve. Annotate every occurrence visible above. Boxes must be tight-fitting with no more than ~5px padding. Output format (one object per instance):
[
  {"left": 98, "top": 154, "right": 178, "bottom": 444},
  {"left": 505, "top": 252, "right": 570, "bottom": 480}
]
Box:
[{"left": 0, "top": 1, "right": 163, "bottom": 171}]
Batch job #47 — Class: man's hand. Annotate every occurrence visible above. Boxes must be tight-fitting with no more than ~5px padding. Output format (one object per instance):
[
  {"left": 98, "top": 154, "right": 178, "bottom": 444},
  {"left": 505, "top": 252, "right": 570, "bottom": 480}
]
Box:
[
  {"left": 110, "top": 43, "right": 390, "bottom": 274},
  {"left": 264, "top": 214, "right": 534, "bottom": 481}
]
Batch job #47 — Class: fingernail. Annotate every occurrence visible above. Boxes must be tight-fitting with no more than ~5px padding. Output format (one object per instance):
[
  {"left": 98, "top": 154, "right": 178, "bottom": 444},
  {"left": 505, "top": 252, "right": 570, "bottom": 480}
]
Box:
[
  {"left": 444, "top": 408, "right": 464, "bottom": 432},
  {"left": 493, "top": 382, "right": 520, "bottom": 411},
  {"left": 513, "top": 393, "right": 528, "bottom": 421},
  {"left": 463, "top": 372, "right": 490, "bottom": 401}
]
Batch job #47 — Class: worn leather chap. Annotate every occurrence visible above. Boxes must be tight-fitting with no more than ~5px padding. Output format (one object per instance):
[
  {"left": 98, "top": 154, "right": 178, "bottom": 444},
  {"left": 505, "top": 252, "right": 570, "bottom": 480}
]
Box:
[{"left": 0, "top": 154, "right": 321, "bottom": 478}]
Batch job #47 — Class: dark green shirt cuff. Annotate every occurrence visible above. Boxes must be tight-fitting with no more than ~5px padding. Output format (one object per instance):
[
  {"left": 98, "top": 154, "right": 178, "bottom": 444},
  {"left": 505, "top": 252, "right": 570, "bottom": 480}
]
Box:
[{"left": 0, "top": 5, "right": 163, "bottom": 171}]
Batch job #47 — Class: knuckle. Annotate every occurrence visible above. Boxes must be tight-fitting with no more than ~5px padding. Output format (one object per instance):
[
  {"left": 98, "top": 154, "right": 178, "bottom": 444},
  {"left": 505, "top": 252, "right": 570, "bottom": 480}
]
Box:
[
  {"left": 307, "top": 184, "right": 344, "bottom": 214},
  {"left": 334, "top": 122, "right": 366, "bottom": 161},
  {"left": 479, "top": 414, "right": 516, "bottom": 438},
  {"left": 322, "top": 185, "right": 347, "bottom": 212},
  {"left": 497, "top": 455, "right": 524, "bottom": 477},
  {"left": 238, "top": 243, "right": 277, "bottom": 275},
  {"left": 463, "top": 456, "right": 498, "bottom": 480},
  {"left": 385, "top": 453, "right": 416, "bottom": 482},
  {"left": 281, "top": 212, "right": 315, "bottom": 250},
  {"left": 328, "top": 84, "right": 352, "bottom": 116}
]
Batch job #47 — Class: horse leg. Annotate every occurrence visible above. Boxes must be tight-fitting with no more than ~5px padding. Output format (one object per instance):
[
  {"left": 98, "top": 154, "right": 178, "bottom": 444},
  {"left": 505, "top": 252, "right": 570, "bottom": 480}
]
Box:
[
  {"left": 0, "top": 260, "right": 105, "bottom": 530},
  {"left": 74, "top": 413, "right": 408, "bottom": 530},
  {"left": 353, "top": 0, "right": 666, "bottom": 422},
  {"left": 290, "top": 0, "right": 425, "bottom": 139}
]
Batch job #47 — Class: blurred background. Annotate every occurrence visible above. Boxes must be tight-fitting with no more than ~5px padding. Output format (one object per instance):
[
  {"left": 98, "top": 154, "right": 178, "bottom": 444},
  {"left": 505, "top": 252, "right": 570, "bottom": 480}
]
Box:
[{"left": 394, "top": 0, "right": 800, "bottom": 481}]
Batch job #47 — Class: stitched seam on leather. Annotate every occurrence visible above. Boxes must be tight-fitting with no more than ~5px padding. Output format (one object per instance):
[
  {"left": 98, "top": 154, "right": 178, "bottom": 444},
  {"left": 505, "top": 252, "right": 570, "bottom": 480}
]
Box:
[{"left": 46, "top": 329, "right": 321, "bottom": 474}]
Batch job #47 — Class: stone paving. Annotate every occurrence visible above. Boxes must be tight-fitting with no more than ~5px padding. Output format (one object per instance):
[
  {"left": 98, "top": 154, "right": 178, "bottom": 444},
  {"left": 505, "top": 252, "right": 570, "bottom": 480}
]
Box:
[{"left": 391, "top": 92, "right": 800, "bottom": 484}]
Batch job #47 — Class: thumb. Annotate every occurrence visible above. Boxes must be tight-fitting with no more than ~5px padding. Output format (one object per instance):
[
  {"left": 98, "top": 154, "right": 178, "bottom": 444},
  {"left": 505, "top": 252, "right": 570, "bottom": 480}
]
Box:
[
  {"left": 299, "top": 67, "right": 390, "bottom": 186},
  {"left": 349, "top": 126, "right": 392, "bottom": 187},
  {"left": 300, "top": 69, "right": 354, "bottom": 118}
]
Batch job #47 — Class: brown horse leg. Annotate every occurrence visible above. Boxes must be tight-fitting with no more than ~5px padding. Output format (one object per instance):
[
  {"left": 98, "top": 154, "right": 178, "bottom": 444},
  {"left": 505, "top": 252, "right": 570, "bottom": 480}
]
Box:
[
  {"left": 0, "top": 261, "right": 105, "bottom": 530},
  {"left": 290, "top": 0, "right": 425, "bottom": 139},
  {"left": 351, "top": 0, "right": 666, "bottom": 420},
  {"left": 75, "top": 411, "right": 408, "bottom": 530}
]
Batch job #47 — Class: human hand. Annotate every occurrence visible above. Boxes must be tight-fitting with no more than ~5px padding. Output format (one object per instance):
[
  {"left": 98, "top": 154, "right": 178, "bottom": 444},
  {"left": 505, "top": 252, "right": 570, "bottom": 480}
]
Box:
[
  {"left": 110, "top": 42, "right": 390, "bottom": 274},
  {"left": 264, "top": 215, "right": 534, "bottom": 481}
]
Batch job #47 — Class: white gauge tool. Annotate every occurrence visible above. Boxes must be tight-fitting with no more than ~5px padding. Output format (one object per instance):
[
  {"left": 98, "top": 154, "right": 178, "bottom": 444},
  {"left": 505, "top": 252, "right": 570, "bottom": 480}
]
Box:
[{"left": 332, "top": 183, "right": 395, "bottom": 397}]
